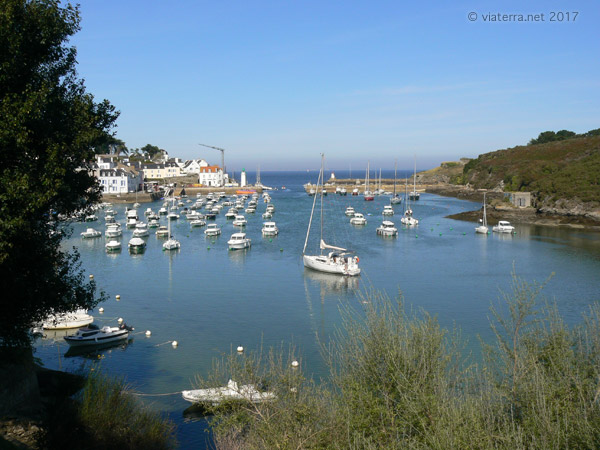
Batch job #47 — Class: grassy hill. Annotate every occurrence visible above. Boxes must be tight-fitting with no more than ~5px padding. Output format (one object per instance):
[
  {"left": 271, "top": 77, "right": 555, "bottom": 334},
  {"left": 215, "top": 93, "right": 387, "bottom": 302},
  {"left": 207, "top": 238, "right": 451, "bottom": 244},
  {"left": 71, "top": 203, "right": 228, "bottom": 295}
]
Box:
[{"left": 453, "top": 135, "right": 600, "bottom": 206}]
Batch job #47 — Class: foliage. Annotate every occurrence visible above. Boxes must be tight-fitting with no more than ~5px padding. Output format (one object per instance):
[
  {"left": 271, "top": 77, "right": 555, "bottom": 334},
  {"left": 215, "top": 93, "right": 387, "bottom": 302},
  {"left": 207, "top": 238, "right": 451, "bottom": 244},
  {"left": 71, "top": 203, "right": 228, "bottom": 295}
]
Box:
[
  {"left": 95, "top": 135, "right": 128, "bottom": 155},
  {"left": 455, "top": 133, "right": 600, "bottom": 204},
  {"left": 0, "top": 0, "right": 118, "bottom": 346},
  {"left": 40, "top": 369, "right": 176, "bottom": 449},
  {"left": 204, "top": 278, "right": 600, "bottom": 449},
  {"left": 529, "top": 129, "right": 577, "bottom": 145}
]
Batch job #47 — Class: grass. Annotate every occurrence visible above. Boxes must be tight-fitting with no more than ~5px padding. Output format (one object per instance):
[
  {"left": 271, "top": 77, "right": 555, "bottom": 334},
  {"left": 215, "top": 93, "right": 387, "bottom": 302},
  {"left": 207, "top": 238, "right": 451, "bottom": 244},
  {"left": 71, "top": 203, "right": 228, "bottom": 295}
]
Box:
[{"left": 201, "top": 275, "right": 600, "bottom": 449}]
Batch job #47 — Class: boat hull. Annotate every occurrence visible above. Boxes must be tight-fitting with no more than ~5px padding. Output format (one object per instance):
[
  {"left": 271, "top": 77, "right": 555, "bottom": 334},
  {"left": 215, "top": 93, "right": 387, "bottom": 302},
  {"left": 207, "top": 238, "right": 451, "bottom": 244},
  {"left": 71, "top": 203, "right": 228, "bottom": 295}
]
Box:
[
  {"left": 64, "top": 329, "right": 129, "bottom": 347},
  {"left": 303, "top": 255, "right": 360, "bottom": 276}
]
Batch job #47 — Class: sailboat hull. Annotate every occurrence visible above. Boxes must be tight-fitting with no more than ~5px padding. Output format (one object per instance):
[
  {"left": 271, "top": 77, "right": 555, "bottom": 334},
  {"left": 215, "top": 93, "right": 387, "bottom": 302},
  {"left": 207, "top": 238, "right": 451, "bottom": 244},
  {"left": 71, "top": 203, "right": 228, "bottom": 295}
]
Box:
[{"left": 303, "top": 255, "right": 360, "bottom": 276}]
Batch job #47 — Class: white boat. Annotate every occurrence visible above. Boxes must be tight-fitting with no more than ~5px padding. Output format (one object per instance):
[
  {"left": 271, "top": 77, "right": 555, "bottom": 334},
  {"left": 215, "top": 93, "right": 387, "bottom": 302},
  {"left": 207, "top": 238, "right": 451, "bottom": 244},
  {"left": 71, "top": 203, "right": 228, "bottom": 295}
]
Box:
[
  {"left": 475, "top": 191, "right": 489, "bottom": 234},
  {"left": 186, "top": 211, "right": 202, "bottom": 221},
  {"left": 391, "top": 160, "right": 402, "bottom": 204},
  {"left": 364, "top": 162, "right": 374, "bottom": 201},
  {"left": 128, "top": 237, "right": 146, "bottom": 252},
  {"left": 204, "top": 223, "right": 221, "bottom": 236},
  {"left": 148, "top": 219, "right": 160, "bottom": 228},
  {"left": 382, "top": 205, "right": 394, "bottom": 216},
  {"left": 158, "top": 207, "right": 168, "bottom": 215},
  {"left": 105, "top": 214, "right": 116, "bottom": 224},
  {"left": 352, "top": 188, "right": 359, "bottom": 196},
  {"left": 409, "top": 156, "right": 420, "bottom": 201},
  {"left": 126, "top": 217, "right": 137, "bottom": 228},
  {"left": 43, "top": 309, "right": 93, "bottom": 330},
  {"left": 133, "top": 222, "right": 149, "bottom": 237},
  {"left": 233, "top": 215, "right": 247, "bottom": 227},
  {"left": 228, "top": 232, "right": 251, "bottom": 250},
  {"left": 303, "top": 155, "right": 360, "bottom": 276},
  {"left": 190, "top": 219, "right": 206, "bottom": 227},
  {"left": 377, "top": 221, "right": 398, "bottom": 236},
  {"left": 493, "top": 220, "right": 515, "bottom": 234},
  {"left": 266, "top": 204, "right": 275, "bottom": 213},
  {"left": 262, "top": 211, "right": 272, "bottom": 219},
  {"left": 144, "top": 208, "right": 153, "bottom": 216},
  {"left": 245, "top": 206, "right": 256, "bottom": 214},
  {"left": 350, "top": 213, "right": 367, "bottom": 225},
  {"left": 401, "top": 176, "right": 418, "bottom": 226},
  {"left": 64, "top": 323, "right": 132, "bottom": 347},
  {"left": 262, "top": 221, "right": 279, "bottom": 236},
  {"left": 84, "top": 214, "right": 97, "bottom": 222},
  {"left": 340, "top": 187, "right": 347, "bottom": 195},
  {"left": 81, "top": 227, "right": 101, "bottom": 238},
  {"left": 167, "top": 211, "right": 179, "bottom": 220},
  {"left": 345, "top": 206, "right": 355, "bottom": 216},
  {"left": 182, "top": 379, "right": 275, "bottom": 405},
  {"left": 105, "top": 240, "right": 121, "bottom": 251},
  {"left": 105, "top": 224, "right": 122, "bottom": 238},
  {"left": 156, "top": 225, "right": 169, "bottom": 237},
  {"left": 163, "top": 205, "right": 181, "bottom": 250}
]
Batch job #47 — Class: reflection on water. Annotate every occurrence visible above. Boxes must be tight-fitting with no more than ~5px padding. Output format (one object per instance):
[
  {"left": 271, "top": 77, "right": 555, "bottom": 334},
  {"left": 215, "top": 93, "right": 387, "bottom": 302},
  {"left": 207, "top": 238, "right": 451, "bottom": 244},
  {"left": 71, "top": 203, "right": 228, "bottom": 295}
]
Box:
[
  {"left": 64, "top": 338, "right": 133, "bottom": 359},
  {"left": 303, "top": 269, "right": 360, "bottom": 294}
]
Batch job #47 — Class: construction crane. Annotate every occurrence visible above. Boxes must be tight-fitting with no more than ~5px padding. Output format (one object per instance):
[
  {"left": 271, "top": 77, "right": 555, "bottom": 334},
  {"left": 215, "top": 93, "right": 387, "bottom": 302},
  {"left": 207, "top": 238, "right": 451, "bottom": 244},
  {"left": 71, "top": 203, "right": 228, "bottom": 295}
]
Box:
[{"left": 198, "top": 143, "right": 226, "bottom": 185}]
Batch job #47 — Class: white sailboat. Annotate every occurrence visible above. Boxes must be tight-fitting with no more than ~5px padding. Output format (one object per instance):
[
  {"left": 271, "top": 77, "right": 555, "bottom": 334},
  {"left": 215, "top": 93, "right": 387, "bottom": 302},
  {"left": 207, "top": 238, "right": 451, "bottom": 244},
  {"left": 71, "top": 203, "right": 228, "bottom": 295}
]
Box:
[
  {"left": 475, "top": 191, "right": 489, "bottom": 234},
  {"left": 391, "top": 160, "right": 402, "bottom": 204},
  {"left": 401, "top": 177, "right": 418, "bottom": 226},
  {"left": 409, "top": 156, "right": 420, "bottom": 201},
  {"left": 364, "top": 162, "right": 374, "bottom": 201},
  {"left": 303, "top": 155, "right": 360, "bottom": 276},
  {"left": 163, "top": 196, "right": 181, "bottom": 251}
]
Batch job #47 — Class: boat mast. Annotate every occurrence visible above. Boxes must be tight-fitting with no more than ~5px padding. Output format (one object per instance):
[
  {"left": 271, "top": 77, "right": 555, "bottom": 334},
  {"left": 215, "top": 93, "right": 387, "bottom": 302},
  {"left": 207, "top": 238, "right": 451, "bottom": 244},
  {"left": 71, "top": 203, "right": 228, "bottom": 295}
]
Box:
[
  {"left": 483, "top": 192, "right": 487, "bottom": 227},
  {"left": 302, "top": 154, "right": 323, "bottom": 255},
  {"left": 393, "top": 160, "right": 397, "bottom": 197},
  {"left": 413, "top": 155, "right": 417, "bottom": 195}
]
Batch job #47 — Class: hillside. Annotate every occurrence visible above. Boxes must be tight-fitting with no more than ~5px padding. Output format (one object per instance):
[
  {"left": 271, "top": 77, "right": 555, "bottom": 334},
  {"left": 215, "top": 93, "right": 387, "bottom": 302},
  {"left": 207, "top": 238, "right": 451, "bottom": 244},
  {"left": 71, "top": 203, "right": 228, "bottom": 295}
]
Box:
[{"left": 449, "top": 135, "right": 600, "bottom": 217}]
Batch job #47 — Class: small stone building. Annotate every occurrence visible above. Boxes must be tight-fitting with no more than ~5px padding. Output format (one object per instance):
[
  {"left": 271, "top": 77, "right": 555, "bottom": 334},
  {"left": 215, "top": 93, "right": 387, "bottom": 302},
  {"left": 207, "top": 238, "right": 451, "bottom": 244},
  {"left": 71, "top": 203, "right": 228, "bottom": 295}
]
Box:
[{"left": 510, "top": 192, "right": 531, "bottom": 207}]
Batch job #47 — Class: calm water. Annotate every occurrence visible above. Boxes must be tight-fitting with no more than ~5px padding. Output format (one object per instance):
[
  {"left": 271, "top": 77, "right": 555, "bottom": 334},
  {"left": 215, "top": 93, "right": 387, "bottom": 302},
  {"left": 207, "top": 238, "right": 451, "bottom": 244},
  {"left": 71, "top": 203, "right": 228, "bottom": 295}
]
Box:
[{"left": 35, "top": 171, "right": 600, "bottom": 449}]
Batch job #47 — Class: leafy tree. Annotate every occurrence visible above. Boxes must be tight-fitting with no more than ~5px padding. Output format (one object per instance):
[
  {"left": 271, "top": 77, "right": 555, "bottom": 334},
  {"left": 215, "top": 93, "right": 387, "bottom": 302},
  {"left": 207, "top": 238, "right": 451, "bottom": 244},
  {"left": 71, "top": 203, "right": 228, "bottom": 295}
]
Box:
[
  {"left": 96, "top": 135, "right": 128, "bottom": 156},
  {"left": 0, "top": 0, "right": 118, "bottom": 347},
  {"left": 529, "top": 129, "right": 576, "bottom": 145},
  {"left": 584, "top": 128, "right": 600, "bottom": 137},
  {"left": 140, "top": 144, "right": 162, "bottom": 160}
]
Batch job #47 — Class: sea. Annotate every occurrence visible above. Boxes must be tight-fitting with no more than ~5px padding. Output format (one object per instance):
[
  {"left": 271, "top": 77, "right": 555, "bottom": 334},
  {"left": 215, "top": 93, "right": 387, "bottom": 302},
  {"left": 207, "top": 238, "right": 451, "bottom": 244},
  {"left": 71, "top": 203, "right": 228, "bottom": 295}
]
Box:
[{"left": 34, "top": 170, "right": 600, "bottom": 449}]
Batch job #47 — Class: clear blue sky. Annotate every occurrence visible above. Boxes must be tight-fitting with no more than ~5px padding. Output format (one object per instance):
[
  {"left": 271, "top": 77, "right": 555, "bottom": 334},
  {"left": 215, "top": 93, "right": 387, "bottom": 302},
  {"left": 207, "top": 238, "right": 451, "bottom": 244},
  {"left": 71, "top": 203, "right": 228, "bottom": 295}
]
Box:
[{"left": 71, "top": 0, "right": 600, "bottom": 171}]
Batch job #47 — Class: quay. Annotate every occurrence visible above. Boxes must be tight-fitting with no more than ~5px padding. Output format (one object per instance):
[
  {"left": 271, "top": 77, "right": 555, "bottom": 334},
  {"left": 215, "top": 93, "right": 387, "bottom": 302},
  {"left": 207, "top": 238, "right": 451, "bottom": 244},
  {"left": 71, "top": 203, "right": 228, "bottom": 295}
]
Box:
[
  {"left": 102, "top": 185, "right": 265, "bottom": 204},
  {"left": 304, "top": 178, "right": 428, "bottom": 194}
]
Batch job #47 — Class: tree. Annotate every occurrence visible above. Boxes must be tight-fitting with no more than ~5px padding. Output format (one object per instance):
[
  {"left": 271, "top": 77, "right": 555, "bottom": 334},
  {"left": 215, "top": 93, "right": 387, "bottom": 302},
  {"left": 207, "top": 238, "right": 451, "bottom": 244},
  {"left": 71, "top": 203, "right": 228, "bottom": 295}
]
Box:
[
  {"left": 96, "top": 136, "right": 129, "bottom": 156},
  {"left": 140, "top": 143, "right": 163, "bottom": 160},
  {"left": 0, "top": 0, "right": 119, "bottom": 347}
]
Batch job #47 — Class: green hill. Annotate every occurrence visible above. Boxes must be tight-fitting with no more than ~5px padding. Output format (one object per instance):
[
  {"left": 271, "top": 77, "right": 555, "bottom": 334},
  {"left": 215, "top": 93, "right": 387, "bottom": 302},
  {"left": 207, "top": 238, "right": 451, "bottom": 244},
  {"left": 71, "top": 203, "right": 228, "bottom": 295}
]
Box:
[{"left": 453, "top": 134, "right": 600, "bottom": 206}]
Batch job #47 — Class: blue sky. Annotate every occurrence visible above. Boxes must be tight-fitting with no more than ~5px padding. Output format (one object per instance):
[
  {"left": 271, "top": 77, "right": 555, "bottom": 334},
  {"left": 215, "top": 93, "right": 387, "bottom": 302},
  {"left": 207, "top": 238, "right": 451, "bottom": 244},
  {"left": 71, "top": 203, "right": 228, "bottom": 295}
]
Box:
[{"left": 71, "top": 0, "right": 600, "bottom": 171}]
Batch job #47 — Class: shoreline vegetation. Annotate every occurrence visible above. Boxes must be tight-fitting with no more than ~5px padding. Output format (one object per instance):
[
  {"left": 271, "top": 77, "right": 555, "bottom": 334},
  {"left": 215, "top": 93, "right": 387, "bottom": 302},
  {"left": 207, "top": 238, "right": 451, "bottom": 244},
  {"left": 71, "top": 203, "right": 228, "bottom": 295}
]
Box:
[{"left": 194, "top": 275, "right": 600, "bottom": 449}]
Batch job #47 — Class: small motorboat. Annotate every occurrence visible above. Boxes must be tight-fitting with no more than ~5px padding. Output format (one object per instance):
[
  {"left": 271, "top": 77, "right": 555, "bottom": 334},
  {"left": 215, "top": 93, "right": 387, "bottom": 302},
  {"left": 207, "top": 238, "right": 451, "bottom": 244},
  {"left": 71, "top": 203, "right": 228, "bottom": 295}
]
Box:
[
  {"left": 163, "top": 238, "right": 181, "bottom": 251},
  {"left": 133, "top": 223, "right": 149, "bottom": 237},
  {"left": 148, "top": 219, "right": 160, "bottom": 228},
  {"left": 266, "top": 204, "right": 275, "bottom": 213},
  {"left": 156, "top": 225, "right": 169, "bottom": 237},
  {"left": 382, "top": 205, "right": 394, "bottom": 216},
  {"left": 182, "top": 379, "right": 275, "bottom": 405},
  {"left": 262, "top": 211, "right": 272, "bottom": 219},
  {"left": 84, "top": 214, "right": 98, "bottom": 222},
  {"left": 493, "top": 220, "right": 515, "bottom": 234},
  {"left": 345, "top": 206, "right": 355, "bottom": 217},
  {"left": 105, "top": 224, "right": 122, "bottom": 238},
  {"left": 43, "top": 309, "right": 93, "bottom": 330},
  {"left": 350, "top": 213, "right": 367, "bottom": 225},
  {"left": 376, "top": 221, "right": 398, "bottom": 236},
  {"left": 128, "top": 237, "right": 146, "bottom": 252},
  {"left": 105, "top": 240, "right": 121, "bottom": 252},
  {"left": 204, "top": 223, "right": 221, "bottom": 236},
  {"left": 64, "top": 323, "right": 133, "bottom": 347},
  {"left": 232, "top": 215, "right": 247, "bottom": 227},
  {"left": 228, "top": 233, "right": 251, "bottom": 250},
  {"left": 262, "top": 221, "right": 279, "bottom": 236},
  {"left": 190, "top": 219, "right": 206, "bottom": 227},
  {"left": 81, "top": 228, "right": 101, "bottom": 238}
]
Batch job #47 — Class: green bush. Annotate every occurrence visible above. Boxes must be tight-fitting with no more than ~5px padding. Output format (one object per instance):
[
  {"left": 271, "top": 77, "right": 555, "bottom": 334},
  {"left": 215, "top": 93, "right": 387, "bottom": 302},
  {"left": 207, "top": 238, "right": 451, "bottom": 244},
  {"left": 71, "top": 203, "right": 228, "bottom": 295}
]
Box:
[{"left": 204, "top": 277, "right": 600, "bottom": 449}]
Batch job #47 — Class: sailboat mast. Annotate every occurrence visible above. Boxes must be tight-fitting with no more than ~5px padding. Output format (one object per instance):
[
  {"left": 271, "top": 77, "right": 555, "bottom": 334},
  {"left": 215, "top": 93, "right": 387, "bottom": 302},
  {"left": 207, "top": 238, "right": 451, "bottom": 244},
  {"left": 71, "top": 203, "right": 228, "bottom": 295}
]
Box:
[
  {"left": 393, "top": 160, "right": 397, "bottom": 196},
  {"left": 303, "top": 155, "right": 323, "bottom": 255},
  {"left": 413, "top": 156, "right": 417, "bottom": 194}
]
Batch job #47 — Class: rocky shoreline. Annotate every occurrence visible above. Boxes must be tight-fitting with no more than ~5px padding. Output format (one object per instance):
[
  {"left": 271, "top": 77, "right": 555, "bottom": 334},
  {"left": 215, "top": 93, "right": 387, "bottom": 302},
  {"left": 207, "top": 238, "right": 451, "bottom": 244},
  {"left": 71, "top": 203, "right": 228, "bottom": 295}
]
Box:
[{"left": 426, "top": 184, "right": 600, "bottom": 231}]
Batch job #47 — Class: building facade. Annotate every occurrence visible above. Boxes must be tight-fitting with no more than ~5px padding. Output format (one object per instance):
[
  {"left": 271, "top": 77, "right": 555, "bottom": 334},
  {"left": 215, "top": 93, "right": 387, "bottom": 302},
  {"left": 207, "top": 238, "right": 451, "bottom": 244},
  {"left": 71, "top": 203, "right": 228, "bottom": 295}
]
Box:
[{"left": 199, "top": 166, "right": 224, "bottom": 187}]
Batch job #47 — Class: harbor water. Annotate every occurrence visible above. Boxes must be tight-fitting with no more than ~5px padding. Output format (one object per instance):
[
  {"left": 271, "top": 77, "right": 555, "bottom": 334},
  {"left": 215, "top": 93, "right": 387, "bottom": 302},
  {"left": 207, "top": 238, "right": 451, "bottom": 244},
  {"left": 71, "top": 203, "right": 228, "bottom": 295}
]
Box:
[{"left": 35, "top": 170, "right": 600, "bottom": 449}]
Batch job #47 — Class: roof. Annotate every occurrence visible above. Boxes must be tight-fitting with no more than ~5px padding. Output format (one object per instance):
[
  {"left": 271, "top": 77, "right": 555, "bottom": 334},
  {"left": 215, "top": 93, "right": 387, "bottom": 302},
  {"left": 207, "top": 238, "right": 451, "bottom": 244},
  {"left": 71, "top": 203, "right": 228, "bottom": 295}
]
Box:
[{"left": 200, "top": 165, "right": 221, "bottom": 173}]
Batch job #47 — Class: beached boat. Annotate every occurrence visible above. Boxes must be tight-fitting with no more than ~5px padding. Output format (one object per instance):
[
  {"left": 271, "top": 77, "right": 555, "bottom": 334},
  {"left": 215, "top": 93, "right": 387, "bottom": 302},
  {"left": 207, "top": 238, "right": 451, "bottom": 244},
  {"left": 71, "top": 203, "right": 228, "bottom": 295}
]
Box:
[
  {"left": 182, "top": 379, "right": 275, "bottom": 405},
  {"left": 303, "top": 155, "right": 360, "bottom": 276}
]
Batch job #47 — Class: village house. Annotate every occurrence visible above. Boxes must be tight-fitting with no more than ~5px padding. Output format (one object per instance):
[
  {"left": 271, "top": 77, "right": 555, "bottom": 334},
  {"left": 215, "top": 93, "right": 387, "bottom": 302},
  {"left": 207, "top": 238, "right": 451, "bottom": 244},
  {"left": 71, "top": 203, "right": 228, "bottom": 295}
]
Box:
[
  {"left": 199, "top": 165, "right": 224, "bottom": 187},
  {"left": 98, "top": 164, "right": 143, "bottom": 194}
]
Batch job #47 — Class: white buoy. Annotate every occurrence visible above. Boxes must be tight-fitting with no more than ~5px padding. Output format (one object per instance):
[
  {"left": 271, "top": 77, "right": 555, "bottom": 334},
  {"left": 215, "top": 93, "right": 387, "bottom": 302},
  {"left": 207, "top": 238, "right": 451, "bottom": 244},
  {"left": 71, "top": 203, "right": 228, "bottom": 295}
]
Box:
[
  {"left": 117, "top": 317, "right": 123, "bottom": 324},
  {"left": 172, "top": 340, "right": 178, "bottom": 347},
  {"left": 98, "top": 307, "right": 104, "bottom": 313},
  {"left": 237, "top": 346, "right": 244, "bottom": 353},
  {"left": 145, "top": 330, "right": 152, "bottom": 337},
  {"left": 291, "top": 360, "right": 299, "bottom": 368},
  {"left": 89, "top": 274, "right": 94, "bottom": 279},
  {"left": 115, "top": 294, "right": 121, "bottom": 300}
]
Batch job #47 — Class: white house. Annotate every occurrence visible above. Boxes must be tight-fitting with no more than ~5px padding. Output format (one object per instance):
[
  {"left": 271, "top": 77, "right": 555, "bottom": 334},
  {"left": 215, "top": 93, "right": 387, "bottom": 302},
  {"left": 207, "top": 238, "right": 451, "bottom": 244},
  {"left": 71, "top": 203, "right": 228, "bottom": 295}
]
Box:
[
  {"left": 142, "top": 160, "right": 182, "bottom": 179},
  {"left": 199, "top": 165, "right": 224, "bottom": 187},
  {"left": 181, "top": 159, "right": 208, "bottom": 175},
  {"left": 98, "top": 164, "right": 143, "bottom": 194},
  {"left": 96, "top": 154, "right": 118, "bottom": 170}
]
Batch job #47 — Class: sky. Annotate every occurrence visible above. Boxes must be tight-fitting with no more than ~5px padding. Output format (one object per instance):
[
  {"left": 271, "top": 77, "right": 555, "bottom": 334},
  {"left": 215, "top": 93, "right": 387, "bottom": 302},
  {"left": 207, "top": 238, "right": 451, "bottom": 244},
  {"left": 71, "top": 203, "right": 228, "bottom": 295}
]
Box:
[{"left": 70, "top": 0, "right": 600, "bottom": 171}]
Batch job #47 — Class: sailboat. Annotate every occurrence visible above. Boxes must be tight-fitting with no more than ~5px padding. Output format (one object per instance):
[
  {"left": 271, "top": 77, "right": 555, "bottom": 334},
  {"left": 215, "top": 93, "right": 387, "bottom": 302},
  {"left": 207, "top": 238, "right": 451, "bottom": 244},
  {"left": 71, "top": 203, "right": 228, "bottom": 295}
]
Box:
[
  {"left": 303, "top": 155, "right": 360, "bottom": 276},
  {"left": 364, "top": 162, "right": 374, "bottom": 201},
  {"left": 391, "top": 160, "right": 402, "bottom": 204},
  {"left": 163, "top": 195, "right": 181, "bottom": 250},
  {"left": 409, "top": 156, "right": 420, "bottom": 201},
  {"left": 401, "top": 177, "right": 418, "bottom": 226},
  {"left": 475, "top": 191, "right": 489, "bottom": 234}
]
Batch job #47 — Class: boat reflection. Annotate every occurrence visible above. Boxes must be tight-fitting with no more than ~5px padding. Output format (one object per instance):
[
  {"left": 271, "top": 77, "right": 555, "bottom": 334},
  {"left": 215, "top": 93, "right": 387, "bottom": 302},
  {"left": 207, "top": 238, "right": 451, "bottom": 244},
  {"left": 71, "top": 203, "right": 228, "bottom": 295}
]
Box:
[
  {"left": 64, "top": 338, "right": 133, "bottom": 359},
  {"left": 303, "top": 269, "right": 359, "bottom": 294}
]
